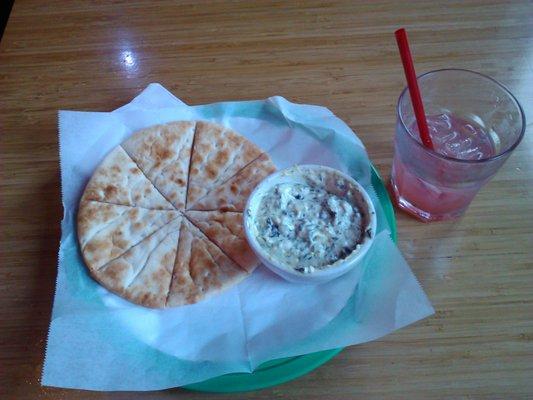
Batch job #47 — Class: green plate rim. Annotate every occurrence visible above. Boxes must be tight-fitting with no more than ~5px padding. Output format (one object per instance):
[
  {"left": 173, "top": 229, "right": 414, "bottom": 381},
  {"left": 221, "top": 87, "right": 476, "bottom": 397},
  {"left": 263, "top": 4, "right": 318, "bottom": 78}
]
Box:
[{"left": 183, "top": 165, "right": 396, "bottom": 393}]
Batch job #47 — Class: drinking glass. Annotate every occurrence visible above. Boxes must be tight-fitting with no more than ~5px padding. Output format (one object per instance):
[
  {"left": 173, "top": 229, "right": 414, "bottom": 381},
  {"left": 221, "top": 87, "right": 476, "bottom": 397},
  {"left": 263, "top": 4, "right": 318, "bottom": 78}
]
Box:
[{"left": 390, "top": 69, "right": 526, "bottom": 221}]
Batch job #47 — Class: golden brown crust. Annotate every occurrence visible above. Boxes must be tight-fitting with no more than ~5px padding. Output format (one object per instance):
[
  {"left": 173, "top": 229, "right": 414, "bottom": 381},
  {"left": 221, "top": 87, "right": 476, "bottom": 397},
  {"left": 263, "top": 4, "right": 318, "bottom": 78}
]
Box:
[
  {"left": 165, "top": 219, "right": 202, "bottom": 307},
  {"left": 121, "top": 121, "right": 195, "bottom": 209},
  {"left": 186, "top": 121, "right": 262, "bottom": 206},
  {"left": 92, "top": 218, "right": 181, "bottom": 308},
  {"left": 77, "top": 200, "right": 179, "bottom": 272},
  {"left": 185, "top": 211, "right": 258, "bottom": 273},
  {"left": 189, "top": 153, "right": 276, "bottom": 212},
  {"left": 166, "top": 219, "right": 247, "bottom": 307},
  {"left": 80, "top": 146, "right": 174, "bottom": 209}
]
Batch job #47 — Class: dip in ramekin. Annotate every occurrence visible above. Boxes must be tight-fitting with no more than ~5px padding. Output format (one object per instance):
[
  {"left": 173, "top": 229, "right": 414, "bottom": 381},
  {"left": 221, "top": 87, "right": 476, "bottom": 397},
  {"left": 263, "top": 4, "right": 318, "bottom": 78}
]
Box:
[{"left": 244, "top": 165, "right": 376, "bottom": 283}]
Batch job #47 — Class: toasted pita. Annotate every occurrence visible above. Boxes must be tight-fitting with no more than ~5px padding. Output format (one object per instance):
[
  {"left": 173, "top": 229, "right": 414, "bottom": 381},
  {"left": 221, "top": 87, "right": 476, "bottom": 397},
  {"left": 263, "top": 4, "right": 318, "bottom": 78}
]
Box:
[
  {"left": 166, "top": 219, "right": 248, "bottom": 307},
  {"left": 185, "top": 211, "right": 258, "bottom": 273},
  {"left": 94, "top": 217, "right": 182, "bottom": 308},
  {"left": 186, "top": 121, "right": 262, "bottom": 207},
  {"left": 81, "top": 146, "right": 174, "bottom": 210},
  {"left": 189, "top": 153, "right": 275, "bottom": 212},
  {"left": 78, "top": 201, "right": 179, "bottom": 271},
  {"left": 78, "top": 120, "right": 275, "bottom": 308},
  {"left": 122, "top": 121, "right": 195, "bottom": 209}
]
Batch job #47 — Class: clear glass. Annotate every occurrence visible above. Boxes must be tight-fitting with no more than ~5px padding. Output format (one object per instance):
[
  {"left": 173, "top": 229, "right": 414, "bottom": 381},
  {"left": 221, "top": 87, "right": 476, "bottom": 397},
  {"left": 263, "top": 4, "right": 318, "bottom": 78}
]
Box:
[{"left": 390, "top": 69, "right": 526, "bottom": 222}]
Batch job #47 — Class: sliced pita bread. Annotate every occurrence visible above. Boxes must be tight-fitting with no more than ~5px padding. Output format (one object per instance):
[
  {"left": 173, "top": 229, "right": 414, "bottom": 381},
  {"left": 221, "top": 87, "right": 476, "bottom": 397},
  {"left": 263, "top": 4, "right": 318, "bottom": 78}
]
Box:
[
  {"left": 189, "top": 153, "right": 276, "bottom": 212},
  {"left": 185, "top": 210, "right": 258, "bottom": 273},
  {"left": 166, "top": 219, "right": 248, "bottom": 307},
  {"left": 77, "top": 201, "right": 179, "bottom": 271},
  {"left": 94, "top": 217, "right": 182, "bottom": 308},
  {"left": 186, "top": 121, "right": 262, "bottom": 207},
  {"left": 81, "top": 146, "right": 174, "bottom": 210},
  {"left": 121, "top": 121, "right": 195, "bottom": 209}
]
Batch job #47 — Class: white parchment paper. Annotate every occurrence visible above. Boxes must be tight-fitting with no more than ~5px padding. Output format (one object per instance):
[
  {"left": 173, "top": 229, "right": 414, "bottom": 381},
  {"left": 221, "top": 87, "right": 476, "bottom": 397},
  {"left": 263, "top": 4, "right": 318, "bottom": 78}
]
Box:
[{"left": 42, "top": 84, "right": 434, "bottom": 391}]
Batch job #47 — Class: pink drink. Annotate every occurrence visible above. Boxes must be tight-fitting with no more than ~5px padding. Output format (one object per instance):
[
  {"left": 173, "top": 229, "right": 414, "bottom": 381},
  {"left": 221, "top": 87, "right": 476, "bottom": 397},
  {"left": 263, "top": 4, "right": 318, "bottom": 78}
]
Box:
[
  {"left": 391, "top": 113, "right": 496, "bottom": 221},
  {"left": 413, "top": 114, "right": 495, "bottom": 161},
  {"left": 391, "top": 69, "right": 525, "bottom": 222}
]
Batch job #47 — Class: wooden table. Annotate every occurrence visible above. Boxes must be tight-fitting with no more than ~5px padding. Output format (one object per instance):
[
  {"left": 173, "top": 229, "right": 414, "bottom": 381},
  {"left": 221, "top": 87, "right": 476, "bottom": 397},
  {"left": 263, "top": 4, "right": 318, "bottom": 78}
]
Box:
[{"left": 1, "top": 1, "right": 532, "bottom": 398}]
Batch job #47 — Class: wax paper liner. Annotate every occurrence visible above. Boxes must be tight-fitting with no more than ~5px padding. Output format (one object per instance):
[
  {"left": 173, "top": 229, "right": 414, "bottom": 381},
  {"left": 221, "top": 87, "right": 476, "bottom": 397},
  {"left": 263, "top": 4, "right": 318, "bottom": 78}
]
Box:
[{"left": 42, "top": 84, "right": 433, "bottom": 391}]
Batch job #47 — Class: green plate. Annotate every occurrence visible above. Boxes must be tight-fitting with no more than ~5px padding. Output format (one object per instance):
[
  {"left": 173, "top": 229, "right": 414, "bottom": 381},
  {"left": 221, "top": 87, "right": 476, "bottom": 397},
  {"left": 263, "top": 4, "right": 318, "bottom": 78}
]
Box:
[{"left": 184, "top": 165, "right": 396, "bottom": 393}]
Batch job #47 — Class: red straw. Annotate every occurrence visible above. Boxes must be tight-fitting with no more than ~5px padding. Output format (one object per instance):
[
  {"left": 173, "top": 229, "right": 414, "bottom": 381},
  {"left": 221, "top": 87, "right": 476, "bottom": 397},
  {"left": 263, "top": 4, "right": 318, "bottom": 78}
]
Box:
[{"left": 394, "top": 28, "right": 433, "bottom": 150}]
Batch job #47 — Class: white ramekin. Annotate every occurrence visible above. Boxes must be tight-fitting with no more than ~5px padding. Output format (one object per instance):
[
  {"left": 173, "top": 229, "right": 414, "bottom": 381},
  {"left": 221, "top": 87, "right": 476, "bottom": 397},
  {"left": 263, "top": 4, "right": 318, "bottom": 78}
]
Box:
[{"left": 244, "top": 164, "right": 377, "bottom": 284}]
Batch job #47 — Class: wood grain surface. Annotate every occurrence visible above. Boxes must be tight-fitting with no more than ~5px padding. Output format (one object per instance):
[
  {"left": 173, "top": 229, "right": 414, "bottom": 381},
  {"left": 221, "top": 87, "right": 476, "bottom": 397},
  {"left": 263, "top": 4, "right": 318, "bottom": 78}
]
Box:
[{"left": 1, "top": 0, "right": 532, "bottom": 399}]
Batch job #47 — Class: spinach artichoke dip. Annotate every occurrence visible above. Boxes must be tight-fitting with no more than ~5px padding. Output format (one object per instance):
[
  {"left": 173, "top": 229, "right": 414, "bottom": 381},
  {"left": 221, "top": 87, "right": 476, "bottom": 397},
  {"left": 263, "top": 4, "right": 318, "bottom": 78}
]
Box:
[{"left": 252, "top": 168, "right": 369, "bottom": 274}]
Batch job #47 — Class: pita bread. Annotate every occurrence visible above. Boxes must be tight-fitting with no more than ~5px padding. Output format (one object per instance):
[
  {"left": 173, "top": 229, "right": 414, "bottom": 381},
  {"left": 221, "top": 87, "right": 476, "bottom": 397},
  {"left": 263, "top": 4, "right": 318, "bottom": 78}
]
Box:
[
  {"left": 185, "top": 211, "right": 258, "bottom": 273},
  {"left": 186, "top": 121, "right": 262, "bottom": 206},
  {"left": 78, "top": 200, "right": 179, "bottom": 271},
  {"left": 81, "top": 146, "right": 174, "bottom": 210},
  {"left": 78, "top": 121, "right": 274, "bottom": 308},
  {"left": 122, "top": 121, "right": 195, "bottom": 209},
  {"left": 189, "top": 153, "right": 275, "bottom": 212},
  {"left": 166, "top": 219, "right": 248, "bottom": 307},
  {"left": 94, "top": 217, "right": 182, "bottom": 308}
]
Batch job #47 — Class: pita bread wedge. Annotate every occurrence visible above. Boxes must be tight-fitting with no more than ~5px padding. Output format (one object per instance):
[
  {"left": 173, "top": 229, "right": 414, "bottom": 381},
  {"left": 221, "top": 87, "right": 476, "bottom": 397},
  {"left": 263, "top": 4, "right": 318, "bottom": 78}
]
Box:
[
  {"left": 185, "top": 210, "right": 258, "bottom": 273},
  {"left": 122, "top": 121, "right": 195, "bottom": 209},
  {"left": 186, "top": 121, "right": 262, "bottom": 207},
  {"left": 166, "top": 219, "right": 248, "bottom": 307},
  {"left": 81, "top": 146, "right": 174, "bottom": 210},
  {"left": 94, "top": 217, "right": 182, "bottom": 308},
  {"left": 77, "top": 201, "right": 179, "bottom": 272},
  {"left": 189, "top": 153, "right": 276, "bottom": 212}
]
